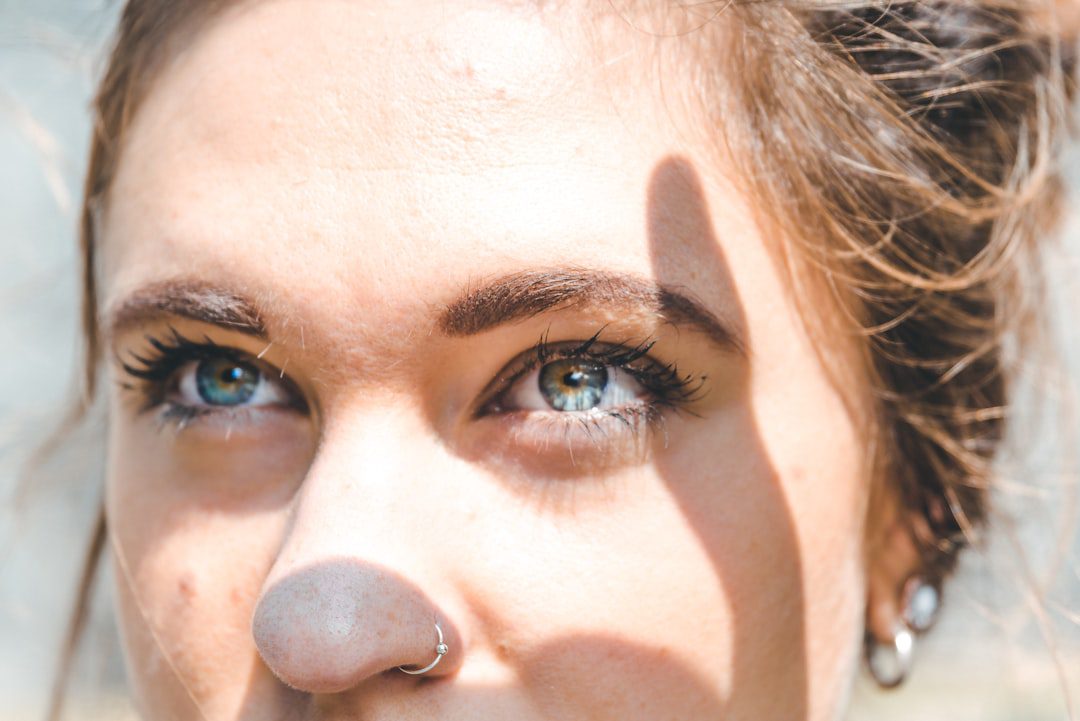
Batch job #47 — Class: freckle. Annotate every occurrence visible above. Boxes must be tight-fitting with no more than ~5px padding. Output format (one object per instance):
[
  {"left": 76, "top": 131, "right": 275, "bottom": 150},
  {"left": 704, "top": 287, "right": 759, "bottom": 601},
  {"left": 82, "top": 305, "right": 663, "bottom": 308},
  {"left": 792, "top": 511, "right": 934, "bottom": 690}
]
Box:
[{"left": 177, "top": 573, "right": 197, "bottom": 601}]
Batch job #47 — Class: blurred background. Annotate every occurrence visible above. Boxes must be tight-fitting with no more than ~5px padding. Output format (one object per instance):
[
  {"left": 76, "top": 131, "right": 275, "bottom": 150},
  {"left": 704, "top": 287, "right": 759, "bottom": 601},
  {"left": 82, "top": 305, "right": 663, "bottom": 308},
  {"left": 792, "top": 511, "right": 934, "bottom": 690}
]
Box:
[{"left": 1, "top": 2, "right": 1078, "bottom": 720}]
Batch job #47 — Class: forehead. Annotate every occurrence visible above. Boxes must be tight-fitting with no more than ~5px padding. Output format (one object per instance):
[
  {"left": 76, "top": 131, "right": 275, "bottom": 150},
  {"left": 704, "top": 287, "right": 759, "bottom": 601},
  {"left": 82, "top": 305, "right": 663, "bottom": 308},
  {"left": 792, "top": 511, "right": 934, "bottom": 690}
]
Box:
[
  {"left": 101, "top": 0, "right": 761, "bottom": 345},
  {"left": 155, "top": 1, "right": 582, "bottom": 170}
]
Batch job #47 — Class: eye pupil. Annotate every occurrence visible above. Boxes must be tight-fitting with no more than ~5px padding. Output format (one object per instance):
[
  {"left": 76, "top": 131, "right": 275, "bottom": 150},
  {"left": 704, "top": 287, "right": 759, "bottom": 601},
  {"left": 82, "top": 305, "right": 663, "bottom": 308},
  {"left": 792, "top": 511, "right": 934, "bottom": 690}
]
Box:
[
  {"left": 563, "top": 370, "right": 586, "bottom": 387},
  {"left": 539, "top": 359, "right": 608, "bottom": 411},
  {"left": 196, "top": 357, "right": 259, "bottom": 406}
]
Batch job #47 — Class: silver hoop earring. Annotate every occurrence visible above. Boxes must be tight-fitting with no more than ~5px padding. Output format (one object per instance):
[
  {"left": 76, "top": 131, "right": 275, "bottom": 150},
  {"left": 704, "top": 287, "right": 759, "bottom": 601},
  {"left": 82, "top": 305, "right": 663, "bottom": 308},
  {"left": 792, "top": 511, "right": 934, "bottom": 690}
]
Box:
[
  {"left": 901, "top": 575, "right": 940, "bottom": 633},
  {"left": 398, "top": 622, "right": 449, "bottom": 675},
  {"left": 865, "top": 622, "right": 914, "bottom": 689},
  {"left": 865, "top": 575, "right": 941, "bottom": 688}
]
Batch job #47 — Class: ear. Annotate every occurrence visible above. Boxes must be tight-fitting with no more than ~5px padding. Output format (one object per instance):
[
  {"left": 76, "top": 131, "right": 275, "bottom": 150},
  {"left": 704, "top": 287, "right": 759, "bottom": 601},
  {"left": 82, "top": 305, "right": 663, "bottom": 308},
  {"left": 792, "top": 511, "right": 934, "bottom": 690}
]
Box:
[{"left": 864, "top": 490, "right": 933, "bottom": 643}]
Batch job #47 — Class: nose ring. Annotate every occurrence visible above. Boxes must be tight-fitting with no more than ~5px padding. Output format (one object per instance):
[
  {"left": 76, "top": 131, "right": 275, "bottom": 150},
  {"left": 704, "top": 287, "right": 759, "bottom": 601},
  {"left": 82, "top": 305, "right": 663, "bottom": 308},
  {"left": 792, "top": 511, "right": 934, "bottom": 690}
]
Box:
[{"left": 398, "top": 622, "right": 449, "bottom": 675}]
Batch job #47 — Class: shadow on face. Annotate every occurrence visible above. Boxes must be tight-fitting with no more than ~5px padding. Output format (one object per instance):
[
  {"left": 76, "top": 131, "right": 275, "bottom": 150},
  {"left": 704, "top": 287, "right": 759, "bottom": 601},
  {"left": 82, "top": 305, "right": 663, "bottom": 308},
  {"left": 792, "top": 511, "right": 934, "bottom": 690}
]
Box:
[{"left": 648, "top": 156, "right": 809, "bottom": 719}]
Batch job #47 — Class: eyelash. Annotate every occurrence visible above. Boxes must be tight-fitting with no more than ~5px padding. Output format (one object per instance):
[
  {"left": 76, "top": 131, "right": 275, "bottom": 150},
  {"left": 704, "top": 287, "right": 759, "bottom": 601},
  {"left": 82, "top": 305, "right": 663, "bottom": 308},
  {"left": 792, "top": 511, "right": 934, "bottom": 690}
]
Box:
[
  {"left": 475, "top": 329, "right": 704, "bottom": 434},
  {"left": 119, "top": 328, "right": 705, "bottom": 436},
  {"left": 119, "top": 328, "right": 305, "bottom": 427}
]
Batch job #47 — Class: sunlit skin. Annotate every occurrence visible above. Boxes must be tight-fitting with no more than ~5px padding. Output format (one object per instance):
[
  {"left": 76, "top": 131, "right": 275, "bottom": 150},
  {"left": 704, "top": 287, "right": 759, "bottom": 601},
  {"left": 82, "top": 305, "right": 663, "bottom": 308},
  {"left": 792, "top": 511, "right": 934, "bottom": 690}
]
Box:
[{"left": 98, "top": 2, "right": 921, "bottom": 719}]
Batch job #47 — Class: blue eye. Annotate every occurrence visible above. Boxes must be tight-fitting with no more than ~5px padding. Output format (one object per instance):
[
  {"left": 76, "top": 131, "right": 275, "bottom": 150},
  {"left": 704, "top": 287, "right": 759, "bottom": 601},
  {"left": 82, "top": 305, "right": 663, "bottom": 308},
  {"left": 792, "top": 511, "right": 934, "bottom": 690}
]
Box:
[
  {"left": 539, "top": 359, "right": 608, "bottom": 411},
  {"left": 120, "top": 330, "right": 308, "bottom": 426},
  {"left": 498, "top": 352, "right": 647, "bottom": 415},
  {"left": 172, "top": 353, "right": 292, "bottom": 410},
  {"left": 195, "top": 357, "right": 260, "bottom": 406}
]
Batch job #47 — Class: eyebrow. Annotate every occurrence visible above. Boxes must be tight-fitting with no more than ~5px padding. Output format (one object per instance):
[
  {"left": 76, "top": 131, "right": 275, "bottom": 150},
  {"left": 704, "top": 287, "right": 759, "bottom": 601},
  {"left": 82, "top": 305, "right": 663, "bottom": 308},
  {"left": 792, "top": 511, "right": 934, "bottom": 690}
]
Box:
[
  {"left": 105, "top": 270, "right": 744, "bottom": 354},
  {"left": 438, "top": 269, "right": 744, "bottom": 354},
  {"left": 105, "top": 280, "right": 267, "bottom": 339}
]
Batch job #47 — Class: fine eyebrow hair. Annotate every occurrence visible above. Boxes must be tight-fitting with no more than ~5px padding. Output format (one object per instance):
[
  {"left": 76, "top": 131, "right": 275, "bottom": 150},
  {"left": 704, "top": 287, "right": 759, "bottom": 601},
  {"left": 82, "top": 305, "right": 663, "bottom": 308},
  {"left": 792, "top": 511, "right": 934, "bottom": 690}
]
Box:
[
  {"left": 105, "top": 280, "right": 267, "bottom": 339},
  {"left": 438, "top": 269, "right": 745, "bottom": 354},
  {"left": 105, "top": 270, "right": 744, "bottom": 354}
]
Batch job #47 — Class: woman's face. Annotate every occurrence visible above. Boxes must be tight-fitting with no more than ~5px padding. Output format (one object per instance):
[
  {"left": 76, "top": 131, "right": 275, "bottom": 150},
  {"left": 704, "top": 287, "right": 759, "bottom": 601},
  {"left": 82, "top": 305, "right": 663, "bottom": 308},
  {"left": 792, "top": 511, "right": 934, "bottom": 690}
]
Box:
[{"left": 100, "top": 2, "right": 876, "bottom": 719}]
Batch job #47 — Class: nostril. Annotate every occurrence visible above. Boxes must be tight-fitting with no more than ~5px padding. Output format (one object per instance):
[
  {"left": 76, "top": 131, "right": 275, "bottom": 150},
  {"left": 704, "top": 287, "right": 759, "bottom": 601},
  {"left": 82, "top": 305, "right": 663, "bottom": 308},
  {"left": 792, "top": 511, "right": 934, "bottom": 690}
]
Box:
[{"left": 251, "top": 559, "right": 459, "bottom": 693}]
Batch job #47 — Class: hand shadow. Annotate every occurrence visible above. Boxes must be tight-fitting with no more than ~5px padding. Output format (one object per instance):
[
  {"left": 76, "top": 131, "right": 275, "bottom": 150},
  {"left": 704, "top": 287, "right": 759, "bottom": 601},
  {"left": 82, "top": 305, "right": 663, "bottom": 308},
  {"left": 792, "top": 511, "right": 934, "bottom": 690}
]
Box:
[{"left": 646, "top": 155, "right": 809, "bottom": 719}]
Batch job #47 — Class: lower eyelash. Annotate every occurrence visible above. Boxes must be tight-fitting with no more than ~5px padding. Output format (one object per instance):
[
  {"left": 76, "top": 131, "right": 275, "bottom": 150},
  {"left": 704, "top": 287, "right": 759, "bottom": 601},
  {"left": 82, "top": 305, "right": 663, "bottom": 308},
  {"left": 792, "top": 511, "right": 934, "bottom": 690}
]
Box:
[
  {"left": 158, "top": 402, "right": 211, "bottom": 431},
  {"left": 500, "top": 399, "right": 679, "bottom": 467},
  {"left": 575, "top": 405, "right": 671, "bottom": 446},
  {"left": 154, "top": 401, "right": 293, "bottom": 437}
]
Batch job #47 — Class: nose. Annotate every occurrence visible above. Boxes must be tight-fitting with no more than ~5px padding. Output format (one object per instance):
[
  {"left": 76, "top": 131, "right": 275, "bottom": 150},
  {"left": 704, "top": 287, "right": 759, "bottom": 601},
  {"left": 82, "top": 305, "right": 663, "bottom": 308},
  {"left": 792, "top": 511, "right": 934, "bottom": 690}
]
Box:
[
  {"left": 249, "top": 409, "right": 464, "bottom": 694},
  {"left": 252, "top": 558, "right": 462, "bottom": 692}
]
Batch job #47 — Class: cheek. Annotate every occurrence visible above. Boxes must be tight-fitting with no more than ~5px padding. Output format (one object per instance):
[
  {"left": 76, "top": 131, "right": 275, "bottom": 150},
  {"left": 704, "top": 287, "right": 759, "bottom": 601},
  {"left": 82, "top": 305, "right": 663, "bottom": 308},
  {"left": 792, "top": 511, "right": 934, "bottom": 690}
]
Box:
[
  {"left": 451, "top": 463, "right": 739, "bottom": 718},
  {"left": 455, "top": 401, "right": 856, "bottom": 718},
  {"left": 746, "top": 361, "right": 870, "bottom": 715},
  {"left": 656, "top": 407, "right": 817, "bottom": 716},
  {"left": 104, "top": 412, "right": 314, "bottom": 718},
  {"left": 109, "top": 531, "right": 272, "bottom": 719}
]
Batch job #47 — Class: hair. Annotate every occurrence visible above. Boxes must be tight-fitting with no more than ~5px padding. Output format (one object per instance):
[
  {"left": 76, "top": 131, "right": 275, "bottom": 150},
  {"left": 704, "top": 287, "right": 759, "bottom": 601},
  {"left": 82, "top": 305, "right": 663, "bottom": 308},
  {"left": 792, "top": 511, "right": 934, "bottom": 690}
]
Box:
[
  {"left": 46, "top": 0, "right": 1077, "bottom": 718},
  {"left": 722, "top": 1, "right": 1075, "bottom": 574}
]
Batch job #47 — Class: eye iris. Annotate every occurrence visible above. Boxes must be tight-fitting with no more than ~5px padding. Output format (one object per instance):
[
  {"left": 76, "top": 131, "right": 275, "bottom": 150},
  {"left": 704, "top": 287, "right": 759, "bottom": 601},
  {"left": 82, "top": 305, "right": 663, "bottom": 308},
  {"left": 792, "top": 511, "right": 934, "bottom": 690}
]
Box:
[
  {"left": 195, "top": 357, "right": 259, "bottom": 406},
  {"left": 538, "top": 359, "right": 608, "bottom": 411}
]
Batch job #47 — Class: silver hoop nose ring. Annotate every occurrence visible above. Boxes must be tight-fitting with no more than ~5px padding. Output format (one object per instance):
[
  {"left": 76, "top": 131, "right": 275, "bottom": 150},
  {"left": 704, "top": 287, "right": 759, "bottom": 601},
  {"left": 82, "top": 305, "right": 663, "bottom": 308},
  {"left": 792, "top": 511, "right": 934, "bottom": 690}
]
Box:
[{"left": 398, "top": 622, "right": 449, "bottom": 675}]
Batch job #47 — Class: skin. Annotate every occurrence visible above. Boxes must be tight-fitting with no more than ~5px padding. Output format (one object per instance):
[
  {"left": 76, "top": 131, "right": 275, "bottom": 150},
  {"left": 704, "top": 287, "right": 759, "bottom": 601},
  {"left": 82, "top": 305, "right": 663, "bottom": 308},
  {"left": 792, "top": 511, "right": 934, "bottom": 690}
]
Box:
[{"left": 98, "top": 2, "right": 921, "bottom": 719}]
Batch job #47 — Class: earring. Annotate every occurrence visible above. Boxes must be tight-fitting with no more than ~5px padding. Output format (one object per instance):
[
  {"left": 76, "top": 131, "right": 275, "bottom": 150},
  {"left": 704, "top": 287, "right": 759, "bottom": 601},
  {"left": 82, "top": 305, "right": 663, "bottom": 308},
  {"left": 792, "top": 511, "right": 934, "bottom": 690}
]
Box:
[
  {"left": 866, "top": 622, "right": 914, "bottom": 689},
  {"left": 901, "top": 575, "right": 940, "bottom": 633},
  {"left": 865, "top": 575, "right": 940, "bottom": 689}
]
